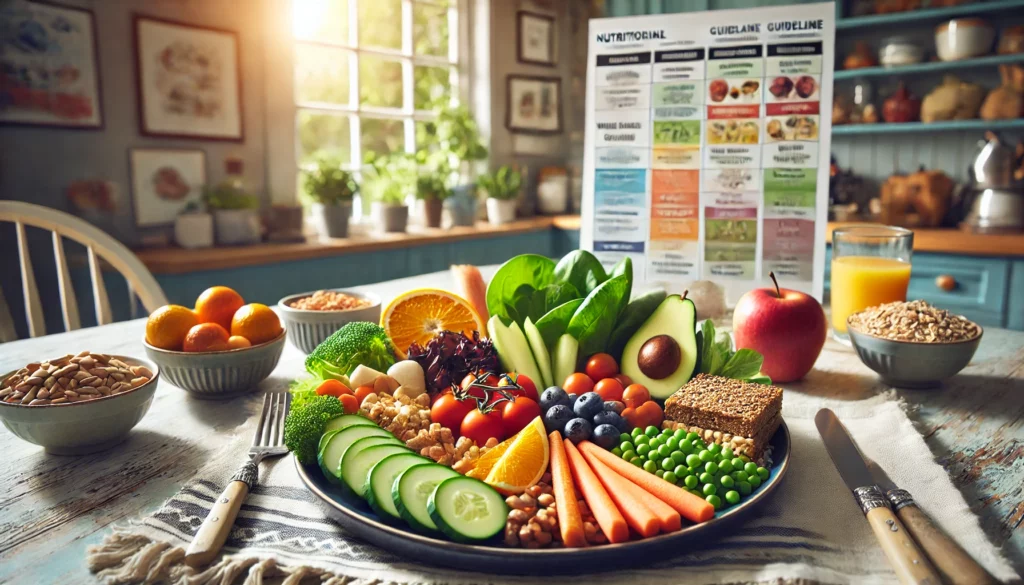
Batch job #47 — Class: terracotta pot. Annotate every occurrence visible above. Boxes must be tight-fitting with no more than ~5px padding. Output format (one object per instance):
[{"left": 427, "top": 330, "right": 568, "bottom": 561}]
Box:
[
  {"left": 381, "top": 204, "right": 409, "bottom": 233},
  {"left": 486, "top": 198, "right": 517, "bottom": 226},
  {"left": 423, "top": 197, "right": 443, "bottom": 228},
  {"left": 311, "top": 202, "right": 351, "bottom": 238}
]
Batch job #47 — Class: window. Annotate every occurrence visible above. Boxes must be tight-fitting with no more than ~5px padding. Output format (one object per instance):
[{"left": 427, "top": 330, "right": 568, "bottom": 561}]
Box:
[{"left": 292, "top": 0, "right": 459, "bottom": 215}]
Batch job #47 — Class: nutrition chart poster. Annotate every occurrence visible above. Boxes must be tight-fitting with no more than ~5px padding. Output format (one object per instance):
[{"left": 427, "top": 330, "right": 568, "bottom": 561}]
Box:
[{"left": 580, "top": 3, "right": 835, "bottom": 303}]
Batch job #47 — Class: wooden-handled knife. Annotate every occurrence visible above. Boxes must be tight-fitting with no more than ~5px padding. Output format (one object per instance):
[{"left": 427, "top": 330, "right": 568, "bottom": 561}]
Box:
[{"left": 815, "top": 409, "right": 941, "bottom": 585}]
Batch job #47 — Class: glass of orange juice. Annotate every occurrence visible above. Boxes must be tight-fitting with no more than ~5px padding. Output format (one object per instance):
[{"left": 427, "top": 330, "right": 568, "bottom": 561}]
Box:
[{"left": 831, "top": 225, "right": 913, "bottom": 343}]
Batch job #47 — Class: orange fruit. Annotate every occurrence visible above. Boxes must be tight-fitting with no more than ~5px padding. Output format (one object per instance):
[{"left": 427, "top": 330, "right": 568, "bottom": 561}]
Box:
[
  {"left": 482, "top": 417, "right": 549, "bottom": 495},
  {"left": 227, "top": 335, "right": 252, "bottom": 349},
  {"left": 146, "top": 305, "right": 199, "bottom": 350},
  {"left": 231, "top": 303, "right": 282, "bottom": 345},
  {"left": 466, "top": 435, "right": 516, "bottom": 480},
  {"left": 194, "top": 286, "right": 245, "bottom": 331},
  {"left": 183, "top": 323, "right": 231, "bottom": 352},
  {"left": 380, "top": 288, "right": 485, "bottom": 358}
]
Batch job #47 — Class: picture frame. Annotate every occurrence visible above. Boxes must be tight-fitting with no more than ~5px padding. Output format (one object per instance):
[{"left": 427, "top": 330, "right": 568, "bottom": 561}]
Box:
[
  {"left": 129, "top": 148, "right": 207, "bottom": 227},
  {"left": 517, "top": 11, "right": 556, "bottom": 67},
  {"left": 0, "top": 1, "right": 103, "bottom": 129},
  {"left": 133, "top": 15, "right": 243, "bottom": 141},
  {"left": 506, "top": 75, "right": 562, "bottom": 135}
]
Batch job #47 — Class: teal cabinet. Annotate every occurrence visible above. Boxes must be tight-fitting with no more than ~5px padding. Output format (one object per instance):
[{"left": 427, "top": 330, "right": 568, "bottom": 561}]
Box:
[{"left": 1009, "top": 261, "right": 1024, "bottom": 331}]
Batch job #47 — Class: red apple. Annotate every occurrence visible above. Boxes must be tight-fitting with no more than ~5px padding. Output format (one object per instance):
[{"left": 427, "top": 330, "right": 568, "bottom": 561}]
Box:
[{"left": 732, "top": 272, "right": 826, "bottom": 383}]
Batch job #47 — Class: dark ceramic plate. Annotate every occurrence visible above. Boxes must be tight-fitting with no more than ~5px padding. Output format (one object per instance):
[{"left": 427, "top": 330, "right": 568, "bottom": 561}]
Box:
[{"left": 296, "top": 420, "right": 790, "bottom": 575}]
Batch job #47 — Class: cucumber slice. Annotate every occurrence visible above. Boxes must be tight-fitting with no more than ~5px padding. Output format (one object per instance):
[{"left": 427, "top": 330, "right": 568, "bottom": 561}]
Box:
[
  {"left": 427, "top": 476, "right": 508, "bottom": 543},
  {"left": 393, "top": 464, "right": 461, "bottom": 534},
  {"left": 365, "top": 453, "right": 431, "bottom": 522},
  {"left": 318, "top": 426, "right": 400, "bottom": 487},
  {"left": 341, "top": 443, "right": 412, "bottom": 500},
  {"left": 325, "top": 413, "right": 375, "bottom": 435},
  {"left": 553, "top": 333, "right": 579, "bottom": 388},
  {"left": 524, "top": 317, "right": 554, "bottom": 388}
]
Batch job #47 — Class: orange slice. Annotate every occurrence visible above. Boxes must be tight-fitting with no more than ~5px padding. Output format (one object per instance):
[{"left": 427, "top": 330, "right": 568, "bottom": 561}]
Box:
[
  {"left": 466, "top": 435, "right": 516, "bottom": 480},
  {"left": 380, "top": 288, "right": 485, "bottom": 358},
  {"left": 482, "top": 417, "right": 549, "bottom": 495}
]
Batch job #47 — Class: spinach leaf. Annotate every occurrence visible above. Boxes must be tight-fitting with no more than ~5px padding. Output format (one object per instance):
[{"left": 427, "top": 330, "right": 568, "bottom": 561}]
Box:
[
  {"left": 608, "top": 257, "right": 633, "bottom": 315},
  {"left": 535, "top": 298, "right": 584, "bottom": 350},
  {"left": 747, "top": 373, "right": 773, "bottom": 385},
  {"left": 607, "top": 289, "right": 666, "bottom": 361},
  {"left": 554, "top": 250, "right": 607, "bottom": 295},
  {"left": 698, "top": 319, "right": 724, "bottom": 375},
  {"left": 486, "top": 254, "right": 555, "bottom": 323},
  {"left": 509, "top": 284, "right": 548, "bottom": 325},
  {"left": 567, "top": 274, "right": 630, "bottom": 358},
  {"left": 718, "top": 349, "right": 765, "bottom": 380},
  {"left": 543, "top": 282, "right": 580, "bottom": 311}
]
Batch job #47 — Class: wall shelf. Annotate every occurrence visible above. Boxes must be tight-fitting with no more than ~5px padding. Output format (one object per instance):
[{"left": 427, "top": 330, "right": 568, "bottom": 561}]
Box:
[
  {"left": 833, "top": 119, "right": 1024, "bottom": 135},
  {"left": 836, "top": 0, "right": 1024, "bottom": 30},
  {"left": 834, "top": 53, "right": 1024, "bottom": 80}
]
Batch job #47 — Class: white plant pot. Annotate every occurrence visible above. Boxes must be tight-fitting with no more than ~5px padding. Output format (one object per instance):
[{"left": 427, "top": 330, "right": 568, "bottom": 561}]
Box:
[
  {"left": 213, "top": 209, "right": 261, "bottom": 245},
  {"left": 486, "top": 198, "right": 517, "bottom": 226},
  {"left": 174, "top": 213, "right": 214, "bottom": 249},
  {"left": 537, "top": 175, "right": 569, "bottom": 215}
]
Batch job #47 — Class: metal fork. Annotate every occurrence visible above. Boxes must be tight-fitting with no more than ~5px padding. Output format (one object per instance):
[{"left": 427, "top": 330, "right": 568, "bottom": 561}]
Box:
[{"left": 184, "top": 390, "right": 290, "bottom": 567}]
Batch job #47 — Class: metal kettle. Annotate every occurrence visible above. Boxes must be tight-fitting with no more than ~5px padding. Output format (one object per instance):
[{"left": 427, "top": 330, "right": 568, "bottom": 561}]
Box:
[{"left": 970, "top": 131, "right": 1016, "bottom": 189}]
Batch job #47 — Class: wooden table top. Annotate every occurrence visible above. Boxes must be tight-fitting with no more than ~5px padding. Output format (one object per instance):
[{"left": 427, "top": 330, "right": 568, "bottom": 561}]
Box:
[{"left": 1, "top": 269, "right": 1022, "bottom": 583}]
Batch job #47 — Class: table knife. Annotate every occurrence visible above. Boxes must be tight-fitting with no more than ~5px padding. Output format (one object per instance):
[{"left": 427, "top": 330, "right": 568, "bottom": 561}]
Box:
[
  {"left": 867, "top": 460, "right": 999, "bottom": 585},
  {"left": 815, "top": 409, "right": 941, "bottom": 585}
]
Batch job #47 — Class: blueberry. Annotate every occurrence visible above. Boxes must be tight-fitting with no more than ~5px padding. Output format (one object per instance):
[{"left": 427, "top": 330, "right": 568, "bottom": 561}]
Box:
[
  {"left": 573, "top": 392, "right": 604, "bottom": 419},
  {"left": 540, "top": 387, "right": 569, "bottom": 411},
  {"left": 564, "top": 417, "right": 593, "bottom": 444},
  {"left": 603, "top": 400, "right": 625, "bottom": 414},
  {"left": 567, "top": 393, "right": 579, "bottom": 410},
  {"left": 592, "top": 424, "right": 620, "bottom": 449},
  {"left": 544, "top": 404, "right": 573, "bottom": 434},
  {"left": 593, "top": 410, "right": 626, "bottom": 432}
]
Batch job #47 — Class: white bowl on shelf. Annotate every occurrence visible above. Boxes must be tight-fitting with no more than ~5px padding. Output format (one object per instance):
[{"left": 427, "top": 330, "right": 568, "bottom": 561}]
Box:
[{"left": 936, "top": 18, "right": 995, "bottom": 61}]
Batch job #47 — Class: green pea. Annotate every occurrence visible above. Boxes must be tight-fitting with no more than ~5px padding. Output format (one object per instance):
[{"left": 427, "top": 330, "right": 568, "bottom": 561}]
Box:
[
  {"left": 704, "top": 461, "right": 719, "bottom": 474},
  {"left": 740, "top": 455, "right": 751, "bottom": 463},
  {"left": 731, "top": 457, "right": 745, "bottom": 469},
  {"left": 666, "top": 437, "right": 680, "bottom": 450},
  {"left": 655, "top": 469, "right": 666, "bottom": 478},
  {"left": 662, "top": 427, "right": 673, "bottom": 436},
  {"left": 702, "top": 483, "right": 717, "bottom": 496},
  {"left": 721, "top": 447, "right": 734, "bottom": 460},
  {"left": 698, "top": 450, "right": 713, "bottom": 463},
  {"left": 684, "top": 475, "right": 699, "bottom": 489},
  {"left": 636, "top": 444, "right": 651, "bottom": 457},
  {"left": 634, "top": 435, "right": 649, "bottom": 445},
  {"left": 674, "top": 465, "right": 688, "bottom": 477},
  {"left": 692, "top": 440, "right": 706, "bottom": 451},
  {"left": 685, "top": 432, "right": 698, "bottom": 441},
  {"left": 619, "top": 432, "right": 631, "bottom": 442},
  {"left": 671, "top": 451, "right": 687, "bottom": 465},
  {"left": 679, "top": 440, "right": 693, "bottom": 454},
  {"left": 630, "top": 457, "right": 643, "bottom": 467},
  {"left": 643, "top": 460, "right": 658, "bottom": 473},
  {"left": 631, "top": 427, "right": 643, "bottom": 438},
  {"left": 732, "top": 470, "right": 748, "bottom": 482},
  {"left": 686, "top": 454, "right": 701, "bottom": 468},
  {"left": 645, "top": 426, "right": 659, "bottom": 437},
  {"left": 720, "top": 475, "right": 735, "bottom": 488},
  {"left": 737, "top": 481, "right": 752, "bottom": 495},
  {"left": 714, "top": 472, "right": 727, "bottom": 486},
  {"left": 757, "top": 467, "right": 770, "bottom": 480},
  {"left": 622, "top": 449, "right": 637, "bottom": 461},
  {"left": 699, "top": 472, "right": 714, "bottom": 484},
  {"left": 748, "top": 474, "right": 762, "bottom": 489},
  {"left": 744, "top": 462, "right": 758, "bottom": 475},
  {"left": 718, "top": 460, "right": 734, "bottom": 474},
  {"left": 725, "top": 490, "right": 740, "bottom": 505},
  {"left": 657, "top": 445, "right": 672, "bottom": 458},
  {"left": 674, "top": 429, "right": 688, "bottom": 441},
  {"left": 611, "top": 447, "right": 623, "bottom": 457},
  {"left": 621, "top": 441, "right": 635, "bottom": 453},
  {"left": 661, "top": 457, "right": 675, "bottom": 471},
  {"left": 706, "top": 494, "right": 722, "bottom": 510},
  {"left": 708, "top": 442, "right": 721, "bottom": 455},
  {"left": 650, "top": 437, "right": 664, "bottom": 448},
  {"left": 663, "top": 471, "right": 678, "bottom": 484}
]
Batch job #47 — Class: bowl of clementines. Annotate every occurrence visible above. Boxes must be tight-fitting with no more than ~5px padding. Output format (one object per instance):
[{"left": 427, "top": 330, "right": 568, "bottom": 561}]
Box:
[{"left": 143, "top": 286, "right": 286, "bottom": 399}]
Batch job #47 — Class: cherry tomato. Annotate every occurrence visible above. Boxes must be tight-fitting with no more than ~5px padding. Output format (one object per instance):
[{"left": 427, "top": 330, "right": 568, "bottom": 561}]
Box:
[
  {"left": 431, "top": 393, "right": 476, "bottom": 435},
  {"left": 316, "top": 379, "right": 351, "bottom": 397},
  {"left": 500, "top": 396, "right": 542, "bottom": 436},
  {"left": 563, "top": 372, "right": 595, "bottom": 395},
  {"left": 461, "top": 371, "right": 498, "bottom": 402},
  {"left": 621, "top": 406, "right": 641, "bottom": 430},
  {"left": 594, "top": 378, "right": 625, "bottom": 402},
  {"left": 635, "top": 400, "right": 664, "bottom": 428},
  {"left": 460, "top": 408, "right": 505, "bottom": 445},
  {"left": 622, "top": 384, "right": 651, "bottom": 408},
  {"left": 339, "top": 393, "right": 359, "bottom": 414},
  {"left": 585, "top": 353, "right": 619, "bottom": 381},
  {"left": 498, "top": 372, "right": 539, "bottom": 402},
  {"left": 354, "top": 385, "right": 375, "bottom": 406},
  {"left": 613, "top": 373, "right": 633, "bottom": 388}
]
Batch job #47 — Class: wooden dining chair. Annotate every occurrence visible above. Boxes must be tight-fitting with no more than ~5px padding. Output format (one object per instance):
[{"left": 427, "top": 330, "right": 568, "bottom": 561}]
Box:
[{"left": 0, "top": 201, "right": 169, "bottom": 340}]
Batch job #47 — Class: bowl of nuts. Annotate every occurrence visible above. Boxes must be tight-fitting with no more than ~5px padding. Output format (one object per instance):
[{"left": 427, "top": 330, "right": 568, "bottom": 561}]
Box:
[
  {"left": 0, "top": 351, "right": 158, "bottom": 454},
  {"left": 847, "top": 300, "right": 983, "bottom": 389},
  {"left": 278, "top": 289, "right": 381, "bottom": 354}
]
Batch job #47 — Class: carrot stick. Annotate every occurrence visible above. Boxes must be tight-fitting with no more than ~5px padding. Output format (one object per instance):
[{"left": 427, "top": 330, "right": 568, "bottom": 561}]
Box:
[
  {"left": 562, "top": 440, "right": 630, "bottom": 544},
  {"left": 578, "top": 441, "right": 714, "bottom": 524},
  {"left": 548, "top": 431, "right": 587, "bottom": 547},
  {"left": 581, "top": 447, "right": 682, "bottom": 534},
  {"left": 450, "top": 265, "right": 489, "bottom": 323}
]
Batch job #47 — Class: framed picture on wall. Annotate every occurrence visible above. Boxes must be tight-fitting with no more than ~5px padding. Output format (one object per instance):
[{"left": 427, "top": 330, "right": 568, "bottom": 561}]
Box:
[
  {"left": 129, "top": 148, "right": 206, "bottom": 227},
  {"left": 133, "top": 15, "right": 243, "bottom": 141},
  {"left": 0, "top": 1, "right": 103, "bottom": 129},
  {"left": 506, "top": 75, "right": 562, "bottom": 134},
  {"left": 517, "top": 11, "right": 556, "bottom": 66}
]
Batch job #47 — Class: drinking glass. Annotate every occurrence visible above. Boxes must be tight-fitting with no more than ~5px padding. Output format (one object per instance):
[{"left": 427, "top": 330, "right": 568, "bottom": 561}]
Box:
[{"left": 830, "top": 225, "right": 913, "bottom": 343}]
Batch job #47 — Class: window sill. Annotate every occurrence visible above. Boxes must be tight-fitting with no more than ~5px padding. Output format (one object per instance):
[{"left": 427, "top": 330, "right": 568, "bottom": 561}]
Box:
[{"left": 134, "top": 215, "right": 582, "bottom": 275}]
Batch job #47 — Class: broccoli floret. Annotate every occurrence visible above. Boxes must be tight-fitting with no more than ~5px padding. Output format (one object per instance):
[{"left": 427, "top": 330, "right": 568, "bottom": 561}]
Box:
[
  {"left": 305, "top": 321, "right": 397, "bottom": 380},
  {"left": 284, "top": 395, "right": 346, "bottom": 464}
]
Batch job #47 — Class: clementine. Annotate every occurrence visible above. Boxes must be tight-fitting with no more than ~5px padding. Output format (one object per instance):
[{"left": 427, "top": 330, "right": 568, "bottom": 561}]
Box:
[
  {"left": 231, "top": 303, "right": 282, "bottom": 345},
  {"left": 194, "top": 286, "right": 245, "bottom": 331},
  {"left": 146, "top": 305, "right": 199, "bottom": 351},
  {"left": 183, "top": 323, "right": 231, "bottom": 352},
  {"left": 227, "top": 335, "right": 252, "bottom": 349}
]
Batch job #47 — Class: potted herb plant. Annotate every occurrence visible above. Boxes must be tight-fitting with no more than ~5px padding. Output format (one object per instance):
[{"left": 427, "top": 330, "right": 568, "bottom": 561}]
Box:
[
  {"left": 478, "top": 166, "right": 522, "bottom": 226},
  {"left": 204, "top": 182, "right": 261, "bottom": 245},
  {"left": 417, "top": 103, "right": 488, "bottom": 226},
  {"left": 304, "top": 158, "right": 357, "bottom": 238},
  {"left": 366, "top": 152, "right": 415, "bottom": 233},
  {"left": 416, "top": 174, "right": 451, "bottom": 228},
  {"left": 173, "top": 201, "right": 214, "bottom": 249}
]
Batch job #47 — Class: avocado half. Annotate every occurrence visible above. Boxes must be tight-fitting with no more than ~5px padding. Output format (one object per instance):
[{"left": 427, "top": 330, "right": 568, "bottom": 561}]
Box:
[{"left": 620, "top": 294, "right": 698, "bottom": 400}]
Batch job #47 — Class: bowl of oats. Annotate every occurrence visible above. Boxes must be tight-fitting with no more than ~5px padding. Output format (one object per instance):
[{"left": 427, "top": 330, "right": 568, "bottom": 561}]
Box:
[
  {"left": 278, "top": 289, "right": 381, "bottom": 354},
  {"left": 846, "top": 300, "right": 982, "bottom": 388}
]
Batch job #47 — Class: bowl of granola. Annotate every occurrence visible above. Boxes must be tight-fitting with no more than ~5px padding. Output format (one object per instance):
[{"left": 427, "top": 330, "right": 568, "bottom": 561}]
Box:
[
  {"left": 847, "top": 300, "right": 982, "bottom": 388},
  {"left": 278, "top": 289, "right": 381, "bottom": 354}
]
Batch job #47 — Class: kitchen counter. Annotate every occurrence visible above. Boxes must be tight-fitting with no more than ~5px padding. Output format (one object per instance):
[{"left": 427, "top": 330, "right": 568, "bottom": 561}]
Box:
[{"left": 827, "top": 223, "right": 1024, "bottom": 257}]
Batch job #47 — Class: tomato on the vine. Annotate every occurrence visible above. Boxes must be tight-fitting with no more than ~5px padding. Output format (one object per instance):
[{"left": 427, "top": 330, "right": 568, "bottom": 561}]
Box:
[
  {"left": 585, "top": 353, "right": 618, "bottom": 381},
  {"left": 430, "top": 393, "right": 476, "bottom": 434},
  {"left": 497, "top": 372, "right": 539, "bottom": 402},
  {"left": 461, "top": 371, "right": 498, "bottom": 402},
  {"left": 500, "top": 396, "right": 541, "bottom": 436},
  {"left": 460, "top": 408, "right": 505, "bottom": 445}
]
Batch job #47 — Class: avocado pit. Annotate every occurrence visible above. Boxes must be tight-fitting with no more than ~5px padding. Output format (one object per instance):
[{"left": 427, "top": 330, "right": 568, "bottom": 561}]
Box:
[{"left": 638, "top": 334, "right": 682, "bottom": 380}]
